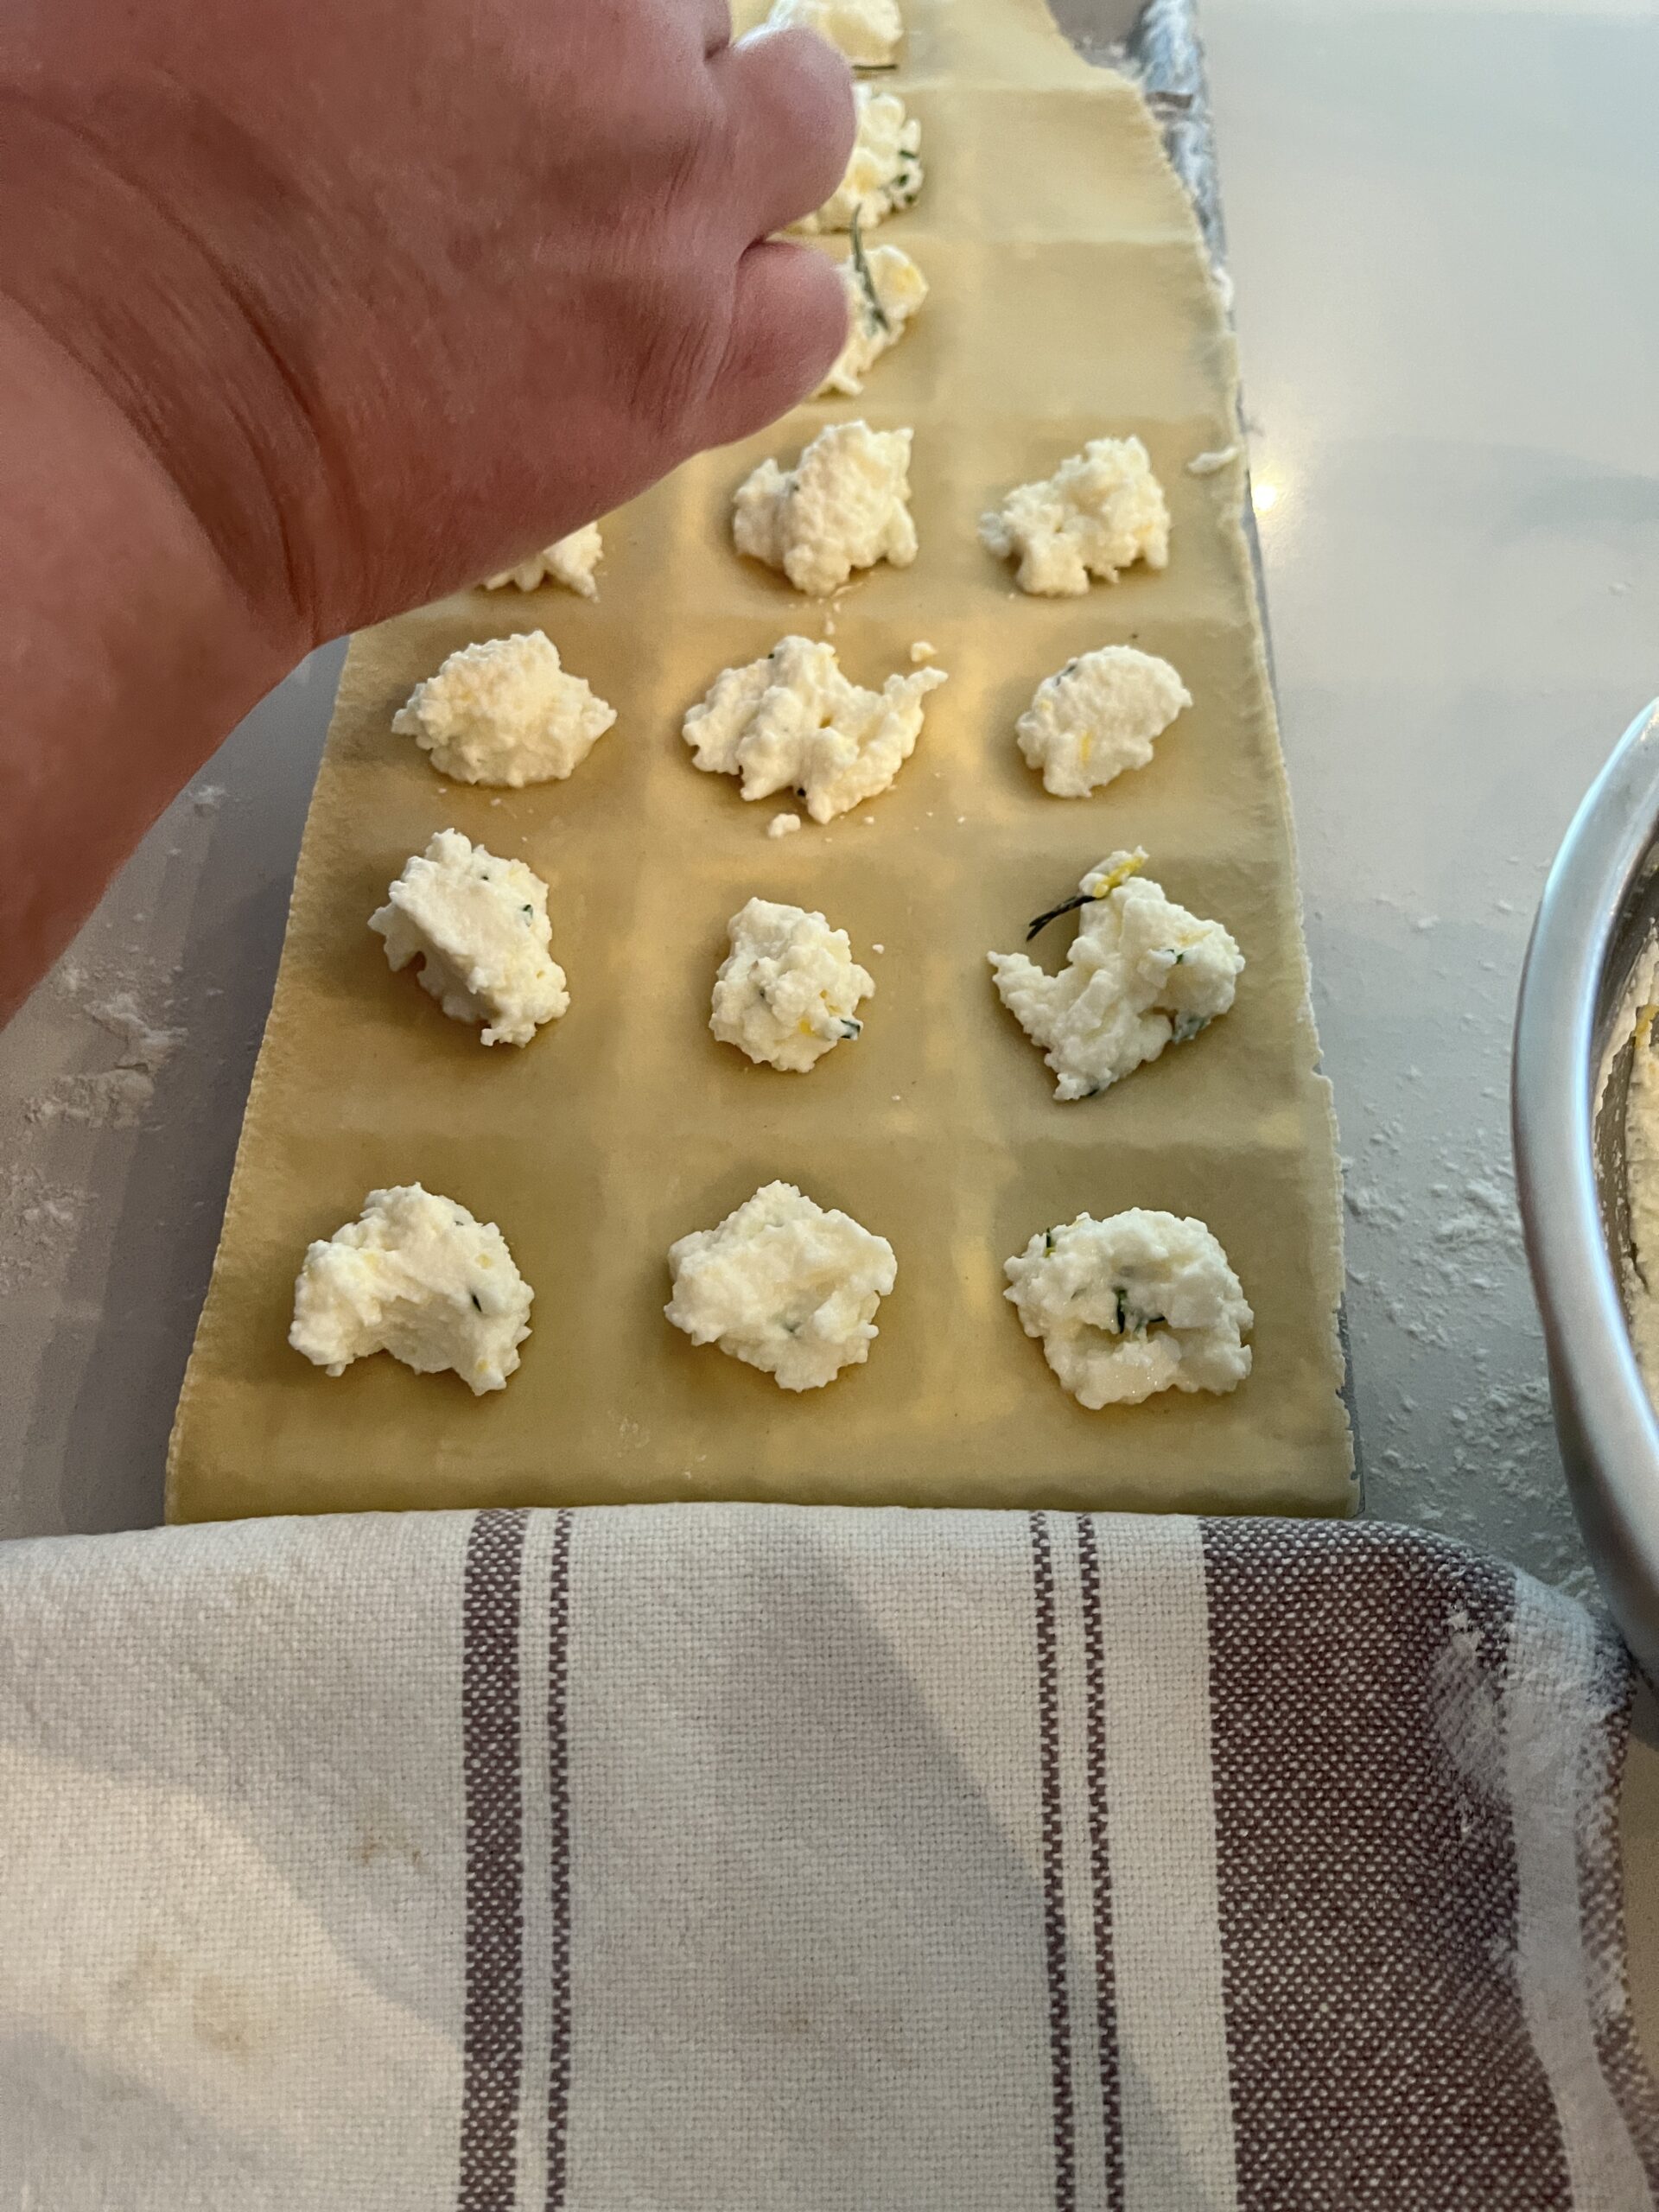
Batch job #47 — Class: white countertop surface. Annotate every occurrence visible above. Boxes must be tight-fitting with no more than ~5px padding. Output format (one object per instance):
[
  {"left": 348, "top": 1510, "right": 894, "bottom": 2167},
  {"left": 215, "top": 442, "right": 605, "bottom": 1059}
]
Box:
[
  {"left": 1205, "top": 0, "right": 1658, "bottom": 1591},
  {"left": 2, "top": 0, "right": 1655, "bottom": 1580}
]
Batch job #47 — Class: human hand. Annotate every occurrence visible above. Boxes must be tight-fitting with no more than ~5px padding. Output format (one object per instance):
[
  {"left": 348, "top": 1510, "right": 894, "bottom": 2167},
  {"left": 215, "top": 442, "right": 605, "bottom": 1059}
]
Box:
[{"left": 0, "top": 0, "right": 855, "bottom": 646}]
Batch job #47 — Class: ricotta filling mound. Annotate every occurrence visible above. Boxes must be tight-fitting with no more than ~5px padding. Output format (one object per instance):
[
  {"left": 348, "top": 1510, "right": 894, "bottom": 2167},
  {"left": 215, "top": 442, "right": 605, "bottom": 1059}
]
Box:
[
  {"left": 393, "top": 631, "right": 616, "bottom": 787},
  {"left": 370, "top": 829, "right": 569, "bottom": 1048},
  {"left": 665, "top": 1180, "right": 896, "bottom": 1391},
  {"left": 1016, "top": 645, "right": 1191, "bottom": 798},
  {"left": 683, "top": 635, "right": 945, "bottom": 822},
  {"left": 981, "top": 435, "right": 1171, "bottom": 596},
  {"left": 1004, "top": 1208, "right": 1253, "bottom": 1408},
  {"left": 483, "top": 523, "right": 603, "bottom": 598},
  {"left": 711, "top": 898, "right": 874, "bottom": 1072},
  {"left": 818, "top": 238, "right": 928, "bottom": 397},
  {"left": 794, "top": 86, "right": 923, "bottom": 234},
  {"left": 289, "top": 1184, "right": 533, "bottom": 1395},
  {"left": 766, "top": 0, "right": 903, "bottom": 66},
  {"left": 734, "top": 421, "right": 918, "bottom": 596},
  {"left": 988, "top": 851, "right": 1243, "bottom": 1100}
]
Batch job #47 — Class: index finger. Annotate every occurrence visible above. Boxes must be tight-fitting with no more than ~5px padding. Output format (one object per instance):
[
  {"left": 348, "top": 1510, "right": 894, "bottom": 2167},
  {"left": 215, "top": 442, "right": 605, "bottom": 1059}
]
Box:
[{"left": 713, "top": 23, "right": 855, "bottom": 242}]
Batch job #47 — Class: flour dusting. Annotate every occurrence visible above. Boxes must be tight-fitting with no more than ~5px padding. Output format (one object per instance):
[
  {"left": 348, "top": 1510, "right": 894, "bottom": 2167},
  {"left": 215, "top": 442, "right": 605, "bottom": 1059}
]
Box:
[
  {"left": 29, "top": 987, "right": 183, "bottom": 1131},
  {"left": 1617, "top": 938, "right": 1659, "bottom": 1406}
]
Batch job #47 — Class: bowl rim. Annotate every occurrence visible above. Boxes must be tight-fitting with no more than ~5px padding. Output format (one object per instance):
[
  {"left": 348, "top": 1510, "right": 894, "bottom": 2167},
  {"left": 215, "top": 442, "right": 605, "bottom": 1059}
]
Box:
[{"left": 1514, "top": 698, "right": 1659, "bottom": 1675}]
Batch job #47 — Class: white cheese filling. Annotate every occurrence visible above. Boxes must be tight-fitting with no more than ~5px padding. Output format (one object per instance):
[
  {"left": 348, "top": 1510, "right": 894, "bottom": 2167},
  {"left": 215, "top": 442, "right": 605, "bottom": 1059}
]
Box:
[
  {"left": 981, "top": 435, "right": 1171, "bottom": 596},
  {"left": 734, "top": 420, "right": 918, "bottom": 596},
  {"left": 289, "top": 1184, "right": 533, "bottom": 1395},
  {"left": 370, "top": 829, "right": 569, "bottom": 1048},
  {"left": 988, "top": 851, "right": 1243, "bottom": 1100},
  {"left": 818, "top": 239, "right": 928, "bottom": 397},
  {"left": 683, "top": 634, "right": 945, "bottom": 822},
  {"left": 393, "top": 632, "right": 615, "bottom": 787},
  {"left": 665, "top": 1179, "right": 897, "bottom": 1391},
  {"left": 766, "top": 0, "right": 903, "bottom": 66},
  {"left": 483, "top": 523, "right": 603, "bottom": 598},
  {"left": 1005, "top": 1208, "right": 1252, "bottom": 1408},
  {"left": 1016, "top": 645, "right": 1191, "bottom": 798},
  {"left": 711, "top": 897, "right": 874, "bottom": 1072},
  {"left": 794, "top": 86, "right": 923, "bottom": 234}
]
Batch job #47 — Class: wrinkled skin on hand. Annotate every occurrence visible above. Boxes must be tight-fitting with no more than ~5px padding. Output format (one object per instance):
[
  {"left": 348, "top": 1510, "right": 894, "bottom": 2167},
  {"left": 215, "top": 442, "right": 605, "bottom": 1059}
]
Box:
[{"left": 0, "top": 0, "right": 855, "bottom": 643}]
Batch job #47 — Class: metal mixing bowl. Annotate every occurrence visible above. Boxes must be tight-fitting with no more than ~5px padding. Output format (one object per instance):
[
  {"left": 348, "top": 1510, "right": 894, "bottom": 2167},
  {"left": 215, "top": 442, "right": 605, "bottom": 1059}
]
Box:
[{"left": 1515, "top": 699, "right": 1659, "bottom": 1679}]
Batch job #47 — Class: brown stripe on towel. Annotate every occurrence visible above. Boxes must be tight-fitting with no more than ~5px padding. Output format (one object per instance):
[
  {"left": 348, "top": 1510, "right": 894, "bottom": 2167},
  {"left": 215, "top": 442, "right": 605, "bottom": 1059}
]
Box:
[
  {"left": 1200, "top": 1522, "right": 1572, "bottom": 2210},
  {"left": 1580, "top": 1629, "right": 1659, "bottom": 2196},
  {"left": 544, "top": 1510, "right": 574, "bottom": 2212},
  {"left": 459, "top": 1507, "right": 531, "bottom": 2212},
  {"left": 1075, "top": 1516, "right": 1123, "bottom": 2212},
  {"left": 1030, "top": 1511, "right": 1076, "bottom": 2212}
]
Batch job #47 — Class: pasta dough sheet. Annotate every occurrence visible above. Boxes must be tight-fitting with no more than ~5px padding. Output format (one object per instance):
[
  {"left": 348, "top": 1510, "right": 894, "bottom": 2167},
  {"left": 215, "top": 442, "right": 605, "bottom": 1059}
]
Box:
[{"left": 167, "top": 0, "right": 1353, "bottom": 1521}]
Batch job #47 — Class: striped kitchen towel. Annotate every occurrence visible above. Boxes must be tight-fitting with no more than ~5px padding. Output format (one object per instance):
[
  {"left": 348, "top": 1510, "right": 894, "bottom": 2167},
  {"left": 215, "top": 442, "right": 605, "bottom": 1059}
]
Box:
[{"left": 0, "top": 1507, "right": 1655, "bottom": 2211}]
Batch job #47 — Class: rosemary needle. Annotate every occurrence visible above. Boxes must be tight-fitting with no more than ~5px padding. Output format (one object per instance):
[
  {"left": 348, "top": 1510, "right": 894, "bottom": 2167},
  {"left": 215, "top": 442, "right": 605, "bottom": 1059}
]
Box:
[
  {"left": 1026, "top": 890, "right": 1097, "bottom": 942},
  {"left": 848, "top": 213, "right": 891, "bottom": 338},
  {"left": 1026, "top": 850, "right": 1147, "bottom": 942}
]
